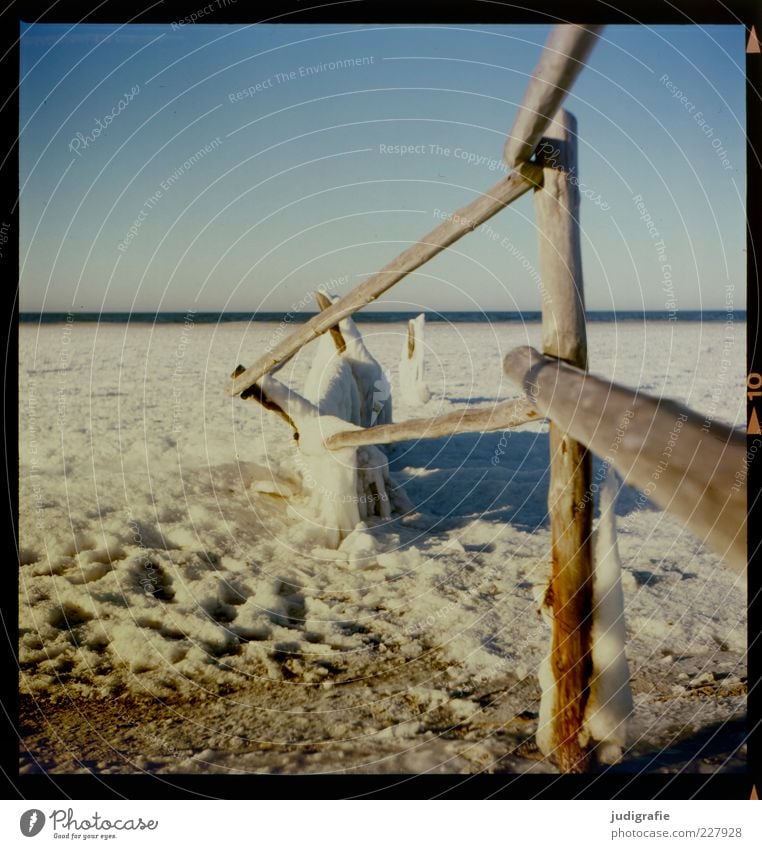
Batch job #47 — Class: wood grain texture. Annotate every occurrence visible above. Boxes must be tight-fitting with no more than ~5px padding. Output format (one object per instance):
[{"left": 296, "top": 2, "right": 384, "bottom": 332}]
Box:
[
  {"left": 324, "top": 397, "right": 540, "bottom": 450},
  {"left": 503, "top": 346, "right": 747, "bottom": 573},
  {"left": 503, "top": 25, "right": 603, "bottom": 168},
  {"left": 533, "top": 108, "right": 594, "bottom": 773}
]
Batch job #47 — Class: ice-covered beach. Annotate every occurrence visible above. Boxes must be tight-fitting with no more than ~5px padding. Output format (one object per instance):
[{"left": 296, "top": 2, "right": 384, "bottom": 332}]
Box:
[{"left": 19, "top": 317, "right": 746, "bottom": 774}]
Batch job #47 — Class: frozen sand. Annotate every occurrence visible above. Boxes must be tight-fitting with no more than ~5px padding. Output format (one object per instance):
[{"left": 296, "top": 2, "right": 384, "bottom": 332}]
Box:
[{"left": 19, "top": 319, "right": 746, "bottom": 774}]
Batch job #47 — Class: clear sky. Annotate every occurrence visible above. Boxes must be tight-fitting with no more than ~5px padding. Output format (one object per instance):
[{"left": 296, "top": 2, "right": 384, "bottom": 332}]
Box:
[{"left": 19, "top": 22, "right": 746, "bottom": 313}]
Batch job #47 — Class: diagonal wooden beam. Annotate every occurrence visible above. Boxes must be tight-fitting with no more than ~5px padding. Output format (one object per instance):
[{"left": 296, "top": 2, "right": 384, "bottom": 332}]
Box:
[
  {"left": 232, "top": 365, "right": 299, "bottom": 434},
  {"left": 323, "top": 397, "right": 540, "bottom": 450},
  {"left": 503, "top": 24, "right": 604, "bottom": 168},
  {"left": 225, "top": 161, "right": 543, "bottom": 397}
]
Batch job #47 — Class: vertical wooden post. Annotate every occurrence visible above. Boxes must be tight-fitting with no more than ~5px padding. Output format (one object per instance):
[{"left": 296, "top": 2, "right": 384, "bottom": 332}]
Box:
[
  {"left": 315, "top": 291, "right": 347, "bottom": 353},
  {"left": 533, "top": 108, "right": 594, "bottom": 773}
]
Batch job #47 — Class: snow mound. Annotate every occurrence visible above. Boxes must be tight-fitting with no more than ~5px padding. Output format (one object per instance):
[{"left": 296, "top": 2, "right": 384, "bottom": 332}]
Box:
[
  {"left": 339, "top": 313, "right": 393, "bottom": 427},
  {"left": 304, "top": 333, "right": 361, "bottom": 424}
]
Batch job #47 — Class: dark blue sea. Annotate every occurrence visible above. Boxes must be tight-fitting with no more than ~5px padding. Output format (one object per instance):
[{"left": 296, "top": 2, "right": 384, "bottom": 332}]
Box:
[{"left": 19, "top": 310, "right": 744, "bottom": 324}]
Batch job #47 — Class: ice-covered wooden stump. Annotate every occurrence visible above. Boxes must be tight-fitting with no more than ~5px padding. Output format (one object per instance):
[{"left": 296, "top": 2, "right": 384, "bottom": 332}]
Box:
[
  {"left": 309, "top": 292, "right": 392, "bottom": 428},
  {"left": 399, "top": 313, "right": 431, "bottom": 405},
  {"left": 236, "top": 326, "right": 400, "bottom": 548}
]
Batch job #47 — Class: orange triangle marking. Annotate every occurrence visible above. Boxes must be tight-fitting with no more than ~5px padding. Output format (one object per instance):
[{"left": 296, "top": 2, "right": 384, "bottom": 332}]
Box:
[
  {"left": 751, "top": 785, "right": 758, "bottom": 799},
  {"left": 749, "top": 408, "right": 761, "bottom": 435},
  {"left": 747, "top": 26, "right": 760, "bottom": 53}
]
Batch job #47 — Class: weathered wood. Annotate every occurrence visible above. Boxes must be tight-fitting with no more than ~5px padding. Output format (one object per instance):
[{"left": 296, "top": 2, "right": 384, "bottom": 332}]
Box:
[
  {"left": 536, "top": 110, "right": 587, "bottom": 365},
  {"left": 233, "top": 364, "right": 325, "bottom": 440},
  {"left": 324, "top": 397, "right": 540, "bottom": 450},
  {"left": 225, "top": 161, "right": 543, "bottom": 396},
  {"left": 503, "top": 346, "right": 747, "bottom": 573},
  {"left": 503, "top": 25, "right": 603, "bottom": 168},
  {"left": 316, "top": 291, "right": 346, "bottom": 353},
  {"left": 533, "top": 108, "right": 594, "bottom": 774},
  {"left": 407, "top": 320, "right": 415, "bottom": 359},
  {"left": 232, "top": 365, "right": 298, "bottom": 434}
]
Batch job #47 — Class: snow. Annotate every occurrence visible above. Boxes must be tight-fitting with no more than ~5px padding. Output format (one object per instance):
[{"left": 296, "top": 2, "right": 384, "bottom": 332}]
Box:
[
  {"left": 399, "top": 313, "right": 431, "bottom": 405},
  {"left": 290, "top": 414, "right": 366, "bottom": 548},
  {"left": 303, "top": 333, "right": 362, "bottom": 424},
  {"left": 18, "top": 319, "right": 746, "bottom": 773}
]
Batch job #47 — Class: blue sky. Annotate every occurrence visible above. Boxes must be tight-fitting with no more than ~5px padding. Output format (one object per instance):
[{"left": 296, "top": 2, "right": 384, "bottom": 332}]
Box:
[{"left": 19, "top": 23, "right": 746, "bottom": 312}]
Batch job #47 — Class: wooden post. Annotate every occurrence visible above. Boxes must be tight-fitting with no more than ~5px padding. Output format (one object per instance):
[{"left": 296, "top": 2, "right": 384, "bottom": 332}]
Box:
[
  {"left": 533, "top": 108, "right": 594, "bottom": 773},
  {"left": 316, "top": 291, "right": 347, "bottom": 353}
]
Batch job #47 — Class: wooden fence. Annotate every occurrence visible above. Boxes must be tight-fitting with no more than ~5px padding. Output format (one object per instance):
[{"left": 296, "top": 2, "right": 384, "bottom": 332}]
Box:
[{"left": 228, "top": 24, "right": 746, "bottom": 773}]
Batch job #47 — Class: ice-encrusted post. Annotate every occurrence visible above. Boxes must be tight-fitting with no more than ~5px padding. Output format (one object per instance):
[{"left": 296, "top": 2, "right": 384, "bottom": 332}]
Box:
[
  {"left": 399, "top": 313, "right": 431, "bottom": 404},
  {"left": 533, "top": 108, "right": 595, "bottom": 773}
]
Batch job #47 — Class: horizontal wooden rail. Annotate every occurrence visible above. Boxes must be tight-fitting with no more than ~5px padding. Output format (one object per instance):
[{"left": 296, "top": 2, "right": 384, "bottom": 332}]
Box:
[
  {"left": 503, "top": 346, "right": 746, "bottom": 572},
  {"left": 503, "top": 25, "right": 604, "bottom": 168},
  {"left": 324, "top": 397, "right": 540, "bottom": 450},
  {"left": 225, "top": 161, "right": 543, "bottom": 396}
]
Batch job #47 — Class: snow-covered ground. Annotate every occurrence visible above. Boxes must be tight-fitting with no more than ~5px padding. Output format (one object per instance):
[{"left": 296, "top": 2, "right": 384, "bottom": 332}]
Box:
[{"left": 18, "top": 319, "right": 747, "bottom": 774}]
